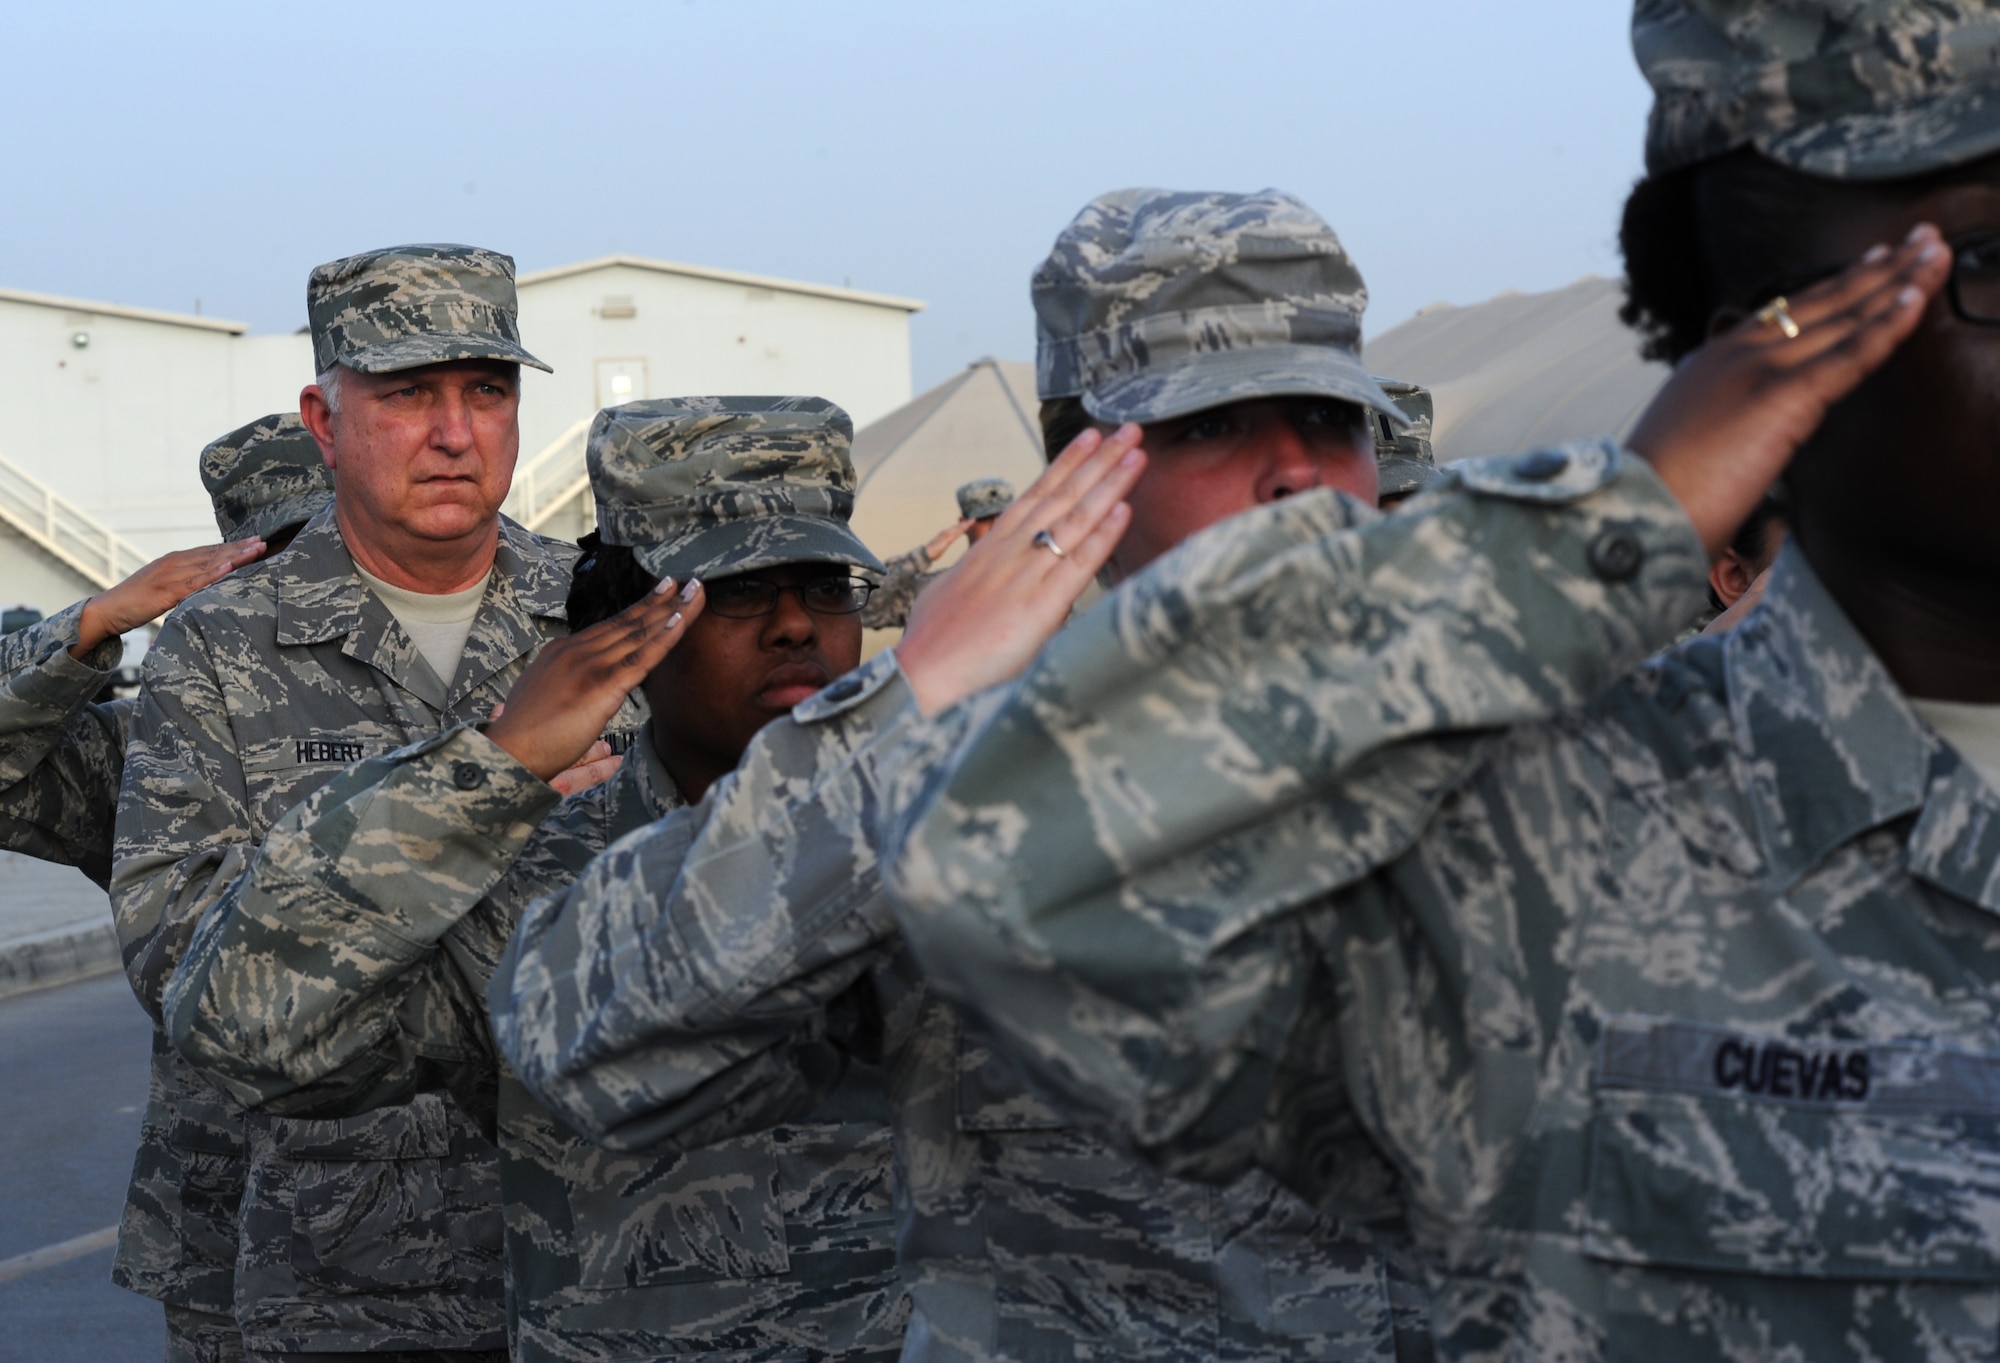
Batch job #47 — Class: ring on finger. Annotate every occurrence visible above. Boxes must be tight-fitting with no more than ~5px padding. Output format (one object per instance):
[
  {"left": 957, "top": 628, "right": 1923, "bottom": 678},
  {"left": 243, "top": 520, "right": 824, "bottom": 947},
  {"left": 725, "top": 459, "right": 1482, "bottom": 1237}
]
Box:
[
  {"left": 1755, "top": 296, "right": 1801, "bottom": 340},
  {"left": 1031, "top": 529, "right": 1067, "bottom": 559}
]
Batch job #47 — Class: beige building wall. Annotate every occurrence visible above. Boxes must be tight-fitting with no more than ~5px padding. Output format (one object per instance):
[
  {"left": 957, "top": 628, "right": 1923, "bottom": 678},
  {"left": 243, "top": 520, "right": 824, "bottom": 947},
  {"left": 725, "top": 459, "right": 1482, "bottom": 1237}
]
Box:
[
  {"left": 0, "top": 289, "right": 313, "bottom": 575},
  {"left": 513, "top": 257, "right": 921, "bottom": 464}
]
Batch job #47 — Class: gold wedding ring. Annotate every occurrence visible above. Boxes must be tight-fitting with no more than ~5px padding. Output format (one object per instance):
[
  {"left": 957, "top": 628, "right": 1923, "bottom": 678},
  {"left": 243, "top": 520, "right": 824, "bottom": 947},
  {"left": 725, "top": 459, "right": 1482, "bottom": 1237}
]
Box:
[
  {"left": 1031, "top": 529, "right": 1067, "bottom": 559},
  {"left": 1756, "top": 296, "right": 1801, "bottom": 340}
]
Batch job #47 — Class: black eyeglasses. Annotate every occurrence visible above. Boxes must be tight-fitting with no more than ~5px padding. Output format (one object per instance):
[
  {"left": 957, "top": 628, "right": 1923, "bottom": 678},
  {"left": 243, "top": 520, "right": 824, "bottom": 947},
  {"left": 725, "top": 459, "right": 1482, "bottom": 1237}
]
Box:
[
  {"left": 702, "top": 574, "right": 877, "bottom": 619},
  {"left": 1750, "top": 230, "right": 2000, "bottom": 327}
]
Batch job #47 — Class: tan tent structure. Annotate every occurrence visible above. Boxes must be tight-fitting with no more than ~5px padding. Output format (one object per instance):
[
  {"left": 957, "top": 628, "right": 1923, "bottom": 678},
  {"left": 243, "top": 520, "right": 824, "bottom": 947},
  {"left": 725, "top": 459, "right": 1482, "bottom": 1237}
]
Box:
[
  {"left": 850, "top": 356, "right": 1046, "bottom": 563},
  {"left": 1366, "top": 275, "right": 1670, "bottom": 463}
]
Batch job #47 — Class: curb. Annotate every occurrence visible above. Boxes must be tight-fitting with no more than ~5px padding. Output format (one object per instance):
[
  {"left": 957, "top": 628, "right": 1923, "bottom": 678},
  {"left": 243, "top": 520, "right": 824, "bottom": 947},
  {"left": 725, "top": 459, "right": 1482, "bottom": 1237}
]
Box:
[{"left": 0, "top": 919, "right": 122, "bottom": 1001}]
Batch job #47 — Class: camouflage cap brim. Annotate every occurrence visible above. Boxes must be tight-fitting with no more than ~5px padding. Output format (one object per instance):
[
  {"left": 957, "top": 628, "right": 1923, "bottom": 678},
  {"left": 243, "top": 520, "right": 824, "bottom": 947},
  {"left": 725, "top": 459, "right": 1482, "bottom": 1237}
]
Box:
[
  {"left": 1759, "top": 77, "right": 2000, "bottom": 180},
  {"left": 1376, "top": 456, "right": 1439, "bottom": 498},
  {"left": 341, "top": 332, "right": 552, "bottom": 376},
  {"left": 627, "top": 513, "right": 886, "bottom": 586},
  {"left": 1081, "top": 344, "right": 1410, "bottom": 429},
  {"left": 1636, "top": 0, "right": 2000, "bottom": 181}
]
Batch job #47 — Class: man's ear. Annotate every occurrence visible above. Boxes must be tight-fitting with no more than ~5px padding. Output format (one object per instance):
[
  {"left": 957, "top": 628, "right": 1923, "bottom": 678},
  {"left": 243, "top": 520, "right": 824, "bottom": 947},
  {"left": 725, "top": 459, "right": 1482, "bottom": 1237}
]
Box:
[
  {"left": 299, "top": 386, "right": 338, "bottom": 468},
  {"left": 1709, "top": 549, "right": 1756, "bottom": 608}
]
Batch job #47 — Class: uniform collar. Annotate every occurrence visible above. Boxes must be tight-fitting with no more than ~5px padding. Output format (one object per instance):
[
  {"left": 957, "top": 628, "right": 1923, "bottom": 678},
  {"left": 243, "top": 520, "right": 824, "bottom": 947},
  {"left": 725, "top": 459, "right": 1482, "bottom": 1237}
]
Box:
[
  {"left": 274, "top": 506, "right": 572, "bottom": 708},
  {"left": 1723, "top": 540, "right": 2000, "bottom": 914}
]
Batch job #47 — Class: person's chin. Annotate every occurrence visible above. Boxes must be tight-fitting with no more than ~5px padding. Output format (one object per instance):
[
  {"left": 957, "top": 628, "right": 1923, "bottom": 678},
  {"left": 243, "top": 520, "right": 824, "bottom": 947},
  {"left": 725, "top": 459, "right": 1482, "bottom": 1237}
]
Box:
[{"left": 404, "top": 499, "right": 496, "bottom": 539}]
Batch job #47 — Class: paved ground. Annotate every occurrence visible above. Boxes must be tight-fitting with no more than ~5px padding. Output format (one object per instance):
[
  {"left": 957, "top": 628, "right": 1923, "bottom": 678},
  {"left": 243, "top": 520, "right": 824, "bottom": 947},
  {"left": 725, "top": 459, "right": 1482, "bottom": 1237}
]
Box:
[
  {"left": 0, "top": 971, "right": 163, "bottom": 1362},
  {"left": 0, "top": 852, "right": 109, "bottom": 940},
  {"left": 0, "top": 852, "right": 120, "bottom": 999}
]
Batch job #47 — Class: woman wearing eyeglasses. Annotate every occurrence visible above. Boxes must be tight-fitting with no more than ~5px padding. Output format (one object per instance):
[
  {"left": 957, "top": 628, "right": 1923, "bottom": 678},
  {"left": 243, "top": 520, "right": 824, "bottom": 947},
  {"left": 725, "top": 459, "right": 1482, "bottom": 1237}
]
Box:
[{"left": 870, "top": 4, "right": 2000, "bottom": 1362}]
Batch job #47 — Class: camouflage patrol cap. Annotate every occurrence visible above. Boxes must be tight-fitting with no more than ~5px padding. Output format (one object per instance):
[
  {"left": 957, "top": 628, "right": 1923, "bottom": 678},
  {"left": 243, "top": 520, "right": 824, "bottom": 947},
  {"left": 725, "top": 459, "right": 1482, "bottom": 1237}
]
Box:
[
  {"left": 307, "top": 243, "right": 551, "bottom": 376},
  {"left": 1636, "top": 0, "right": 2000, "bottom": 180},
  {"left": 1034, "top": 187, "right": 1406, "bottom": 428},
  {"left": 588, "top": 396, "right": 885, "bottom": 584},
  {"left": 199, "top": 412, "right": 336, "bottom": 541},
  {"left": 956, "top": 478, "right": 1015, "bottom": 521},
  {"left": 1372, "top": 379, "right": 1438, "bottom": 497}
]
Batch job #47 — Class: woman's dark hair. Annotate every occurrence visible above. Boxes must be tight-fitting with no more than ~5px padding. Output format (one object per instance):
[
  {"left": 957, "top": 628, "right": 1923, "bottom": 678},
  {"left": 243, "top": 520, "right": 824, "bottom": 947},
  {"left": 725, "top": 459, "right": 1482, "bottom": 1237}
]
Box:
[
  {"left": 1039, "top": 396, "right": 1092, "bottom": 461},
  {"left": 566, "top": 531, "right": 660, "bottom": 632},
  {"left": 1620, "top": 146, "right": 1986, "bottom": 364}
]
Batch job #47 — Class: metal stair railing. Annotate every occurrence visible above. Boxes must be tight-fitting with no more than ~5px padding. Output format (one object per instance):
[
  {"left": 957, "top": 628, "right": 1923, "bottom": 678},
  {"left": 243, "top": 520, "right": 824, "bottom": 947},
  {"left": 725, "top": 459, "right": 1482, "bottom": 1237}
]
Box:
[
  {"left": 0, "top": 449, "right": 149, "bottom": 590},
  {"left": 504, "top": 415, "right": 595, "bottom": 532}
]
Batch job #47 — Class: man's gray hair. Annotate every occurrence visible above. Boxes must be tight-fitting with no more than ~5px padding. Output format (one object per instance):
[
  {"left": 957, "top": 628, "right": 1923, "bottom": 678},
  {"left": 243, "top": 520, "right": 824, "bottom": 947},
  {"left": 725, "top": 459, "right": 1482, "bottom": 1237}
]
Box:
[{"left": 315, "top": 365, "right": 344, "bottom": 414}]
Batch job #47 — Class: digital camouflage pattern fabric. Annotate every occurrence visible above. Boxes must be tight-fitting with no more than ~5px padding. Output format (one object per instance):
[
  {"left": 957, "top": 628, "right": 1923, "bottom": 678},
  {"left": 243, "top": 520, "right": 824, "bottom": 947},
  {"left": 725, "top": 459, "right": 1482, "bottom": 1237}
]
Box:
[
  {"left": 1372, "top": 380, "right": 1436, "bottom": 498},
  {"left": 493, "top": 651, "right": 1432, "bottom": 1362},
  {"left": 589, "top": 395, "right": 884, "bottom": 585},
  {"left": 875, "top": 440, "right": 2000, "bottom": 1360},
  {"left": 307, "top": 243, "right": 550, "bottom": 376},
  {"left": 164, "top": 715, "right": 908, "bottom": 1363},
  {"left": 113, "top": 506, "right": 639, "bottom": 1353},
  {"left": 858, "top": 545, "right": 937, "bottom": 631},
  {"left": 0, "top": 601, "right": 128, "bottom": 887},
  {"left": 199, "top": 414, "right": 335, "bottom": 545},
  {"left": 1034, "top": 187, "right": 1407, "bottom": 428},
  {"left": 1636, "top": 0, "right": 2000, "bottom": 180},
  {"left": 955, "top": 478, "right": 1014, "bottom": 522}
]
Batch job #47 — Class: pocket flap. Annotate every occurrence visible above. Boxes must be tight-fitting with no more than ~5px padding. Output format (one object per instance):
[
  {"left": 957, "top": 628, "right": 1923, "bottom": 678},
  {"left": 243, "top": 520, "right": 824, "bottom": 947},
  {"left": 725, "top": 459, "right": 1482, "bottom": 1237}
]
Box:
[
  {"left": 270, "top": 1092, "right": 455, "bottom": 1161},
  {"left": 1586, "top": 1018, "right": 2000, "bottom": 1281}
]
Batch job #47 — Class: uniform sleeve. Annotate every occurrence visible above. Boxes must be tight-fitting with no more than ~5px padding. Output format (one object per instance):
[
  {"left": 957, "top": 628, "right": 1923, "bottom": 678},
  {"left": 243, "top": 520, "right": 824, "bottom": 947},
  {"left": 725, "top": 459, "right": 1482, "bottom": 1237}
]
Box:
[
  {"left": 163, "top": 724, "right": 563, "bottom": 1117},
  {"left": 112, "top": 609, "right": 270, "bottom": 1020},
  {"left": 858, "top": 546, "right": 934, "bottom": 630},
  {"left": 0, "top": 602, "right": 128, "bottom": 886},
  {"left": 491, "top": 652, "right": 918, "bottom": 1152},
  {"left": 880, "top": 443, "right": 1709, "bottom": 1166}
]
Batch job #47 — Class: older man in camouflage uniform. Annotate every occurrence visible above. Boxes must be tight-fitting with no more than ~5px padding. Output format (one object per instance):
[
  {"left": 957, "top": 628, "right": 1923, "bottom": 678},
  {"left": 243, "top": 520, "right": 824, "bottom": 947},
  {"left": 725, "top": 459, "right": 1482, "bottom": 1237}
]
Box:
[
  {"left": 0, "top": 415, "right": 327, "bottom": 891},
  {"left": 859, "top": 478, "right": 1016, "bottom": 631},
  {"left": 874, "top": 8, "right": 2000, "bottom": 1363},
  {"left": 164, "top": 395, "right": 908, "bottom": 1363},
  {"left": 115, "top": 246, "right": 640, "bottom": 1363},
  {"left": 492, "top": 191, "right": 1436, "bottom": 1362}
]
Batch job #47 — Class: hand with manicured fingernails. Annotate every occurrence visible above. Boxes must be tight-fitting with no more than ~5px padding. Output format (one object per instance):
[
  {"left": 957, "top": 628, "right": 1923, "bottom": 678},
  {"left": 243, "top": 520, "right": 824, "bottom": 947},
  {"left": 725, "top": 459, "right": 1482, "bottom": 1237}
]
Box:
[
  {"left": 487, "top": 578, "right": 703, "bottom": 784},
  {"left": 73, "top": 538, "right": 271, "bottom": 661},
  {"left": 1630, "top": 223, "right": 1952, "bottom": 558},
  {"left": 895, "top": 423, "right": 1145, "bottom": 715}
]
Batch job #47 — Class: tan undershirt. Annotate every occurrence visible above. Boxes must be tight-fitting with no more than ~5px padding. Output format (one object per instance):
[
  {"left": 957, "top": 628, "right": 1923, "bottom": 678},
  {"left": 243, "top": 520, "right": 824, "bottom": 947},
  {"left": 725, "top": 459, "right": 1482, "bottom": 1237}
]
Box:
[
  {"left": 356, "top": 564, "right": 491, "bottom": 687},
  {"left": 1910, "top": 697, "right": 2000, "bottom": 794}
]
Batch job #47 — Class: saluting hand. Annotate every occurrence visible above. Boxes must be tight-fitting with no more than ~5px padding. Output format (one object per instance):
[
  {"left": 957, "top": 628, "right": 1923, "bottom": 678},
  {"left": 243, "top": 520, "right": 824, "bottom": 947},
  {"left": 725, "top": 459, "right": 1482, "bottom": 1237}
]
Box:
[
  {"left": 73, "top": 537, "right": 270, "bottom": 660},
  {"left": 1631, "top": 223, "right": 1951, "bottom": 558},
  {"left": 486, "top": 579, "right": 703, "bottom": 784},
  {"left": 896, "top": 424, "right": 1145, "bottom": 715}
]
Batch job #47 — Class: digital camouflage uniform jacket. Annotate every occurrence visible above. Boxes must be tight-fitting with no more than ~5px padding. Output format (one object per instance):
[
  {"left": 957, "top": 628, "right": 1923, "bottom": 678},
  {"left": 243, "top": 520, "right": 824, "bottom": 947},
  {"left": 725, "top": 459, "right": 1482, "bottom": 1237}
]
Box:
[
  {"left": 112, "top": 507, "right": 641, "bottom": 1354},
  {"left": 859, "top": 546, "right": 939, "bottom": 632},
  {"left": 494, "top": 653, "right": 1433, "bottom": 1362},
  {"left": 881, "top": 443, "right": 2000, "bottom": 1362},
  {"left": 0, "top": 601, "right": 128, "bottom": 887},
  {"left": 165, "top": 715, "right": 908, "bottom": 1363}
]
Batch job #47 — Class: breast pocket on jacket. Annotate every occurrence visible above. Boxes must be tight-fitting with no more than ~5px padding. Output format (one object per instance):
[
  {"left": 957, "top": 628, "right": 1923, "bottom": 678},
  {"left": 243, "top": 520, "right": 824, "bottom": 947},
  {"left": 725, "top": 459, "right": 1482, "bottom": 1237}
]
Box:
[
  {"left": 1583, "top": 1017, "right": 2000, "bottom": 1362},
  {"left": 240, "top": 727, "right": 391, "bottom": 830},
  {"left": 273, "top": 1096, "right": 456, "bottom": 1295}
]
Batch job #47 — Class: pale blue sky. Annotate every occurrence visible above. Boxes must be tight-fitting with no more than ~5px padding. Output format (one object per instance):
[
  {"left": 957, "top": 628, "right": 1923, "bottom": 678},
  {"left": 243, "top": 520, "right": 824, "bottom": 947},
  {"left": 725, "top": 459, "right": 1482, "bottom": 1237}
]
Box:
[{"left": 2, "top": 1, "right": 1653, "bottom": 391}]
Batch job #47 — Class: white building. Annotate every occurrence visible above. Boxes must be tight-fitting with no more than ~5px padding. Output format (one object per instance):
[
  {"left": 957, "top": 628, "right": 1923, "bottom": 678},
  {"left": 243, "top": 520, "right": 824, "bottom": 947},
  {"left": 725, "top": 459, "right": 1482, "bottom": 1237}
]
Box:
[{"left": 0, "top": 257, "right": 921, "bottom": 613}]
